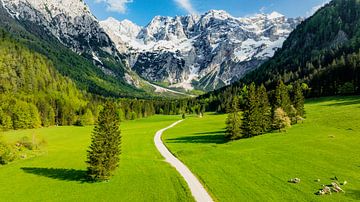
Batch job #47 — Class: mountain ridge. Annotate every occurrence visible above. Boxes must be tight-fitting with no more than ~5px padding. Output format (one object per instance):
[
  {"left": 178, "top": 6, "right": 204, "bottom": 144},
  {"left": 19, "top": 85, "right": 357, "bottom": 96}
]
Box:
[
  {"left": 101, "top": 10, "right": 302, "bottom": 91},
  {"left": 0, "top": 0, "right": 193, "bottom": 98}
]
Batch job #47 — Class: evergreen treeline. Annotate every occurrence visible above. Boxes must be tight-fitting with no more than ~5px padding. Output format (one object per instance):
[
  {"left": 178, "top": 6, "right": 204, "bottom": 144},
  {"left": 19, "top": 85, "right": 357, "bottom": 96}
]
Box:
[{"left": 225, "top": 81, "right": 305, "bottom": 140}]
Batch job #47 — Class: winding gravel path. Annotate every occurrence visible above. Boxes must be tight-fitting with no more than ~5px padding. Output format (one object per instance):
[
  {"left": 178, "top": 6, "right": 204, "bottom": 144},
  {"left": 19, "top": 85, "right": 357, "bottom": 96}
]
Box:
[{"left": 154, "top": 120, "right": 213, "bottom": 202}]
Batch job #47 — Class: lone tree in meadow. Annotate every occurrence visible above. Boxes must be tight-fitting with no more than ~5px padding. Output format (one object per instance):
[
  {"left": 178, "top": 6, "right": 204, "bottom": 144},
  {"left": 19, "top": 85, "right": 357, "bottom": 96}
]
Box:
[
  {"left": 273, "top": 108, "right": 291, "bottom": 132},
  {"left": 87, "top": 101, "right": 121, "bottom": 181},
  {"left": 225, "top": 96, "right": 242, "bottom": 140}
]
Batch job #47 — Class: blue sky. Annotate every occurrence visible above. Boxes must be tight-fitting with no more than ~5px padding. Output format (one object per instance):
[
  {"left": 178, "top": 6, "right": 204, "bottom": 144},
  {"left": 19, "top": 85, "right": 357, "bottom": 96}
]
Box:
[{"left": 85, "top": 0, "right": 330, "bottom": 26}]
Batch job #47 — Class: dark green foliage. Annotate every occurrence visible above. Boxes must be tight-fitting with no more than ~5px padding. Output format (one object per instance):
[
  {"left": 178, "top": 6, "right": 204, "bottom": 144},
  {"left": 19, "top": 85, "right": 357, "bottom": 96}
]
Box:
[
  {"left": 225, "top": 96, "right": 242, "bottom": 140},
  {"left": 182, "top": 113, "right": 186, "bottom": 119},
  {"left": 241, "top": 83, "right": 262, "bottom": 138},
  {"left": 257, "top": 85, "right": 271, "bottom": 133},
  {"left": 224, "top": 81, "right": 305, "bottom": 140},
  {"left": 273, "top": 80, "right": 292, "bottom": 115},
  {"left": 87, "top": 102, "right": 121, "bottom": 181},
  {"left": 293, "top": 82, "right": 305, "bottom": 117}
]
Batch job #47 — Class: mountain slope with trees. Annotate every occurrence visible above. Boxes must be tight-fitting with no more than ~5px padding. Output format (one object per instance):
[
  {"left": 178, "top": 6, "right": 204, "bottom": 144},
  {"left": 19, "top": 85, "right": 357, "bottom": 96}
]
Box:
[
  {"left": 0, "top": 3, "right": 152, "bottom": 98},
  {"left": 0, "top": 31, "right": 87, "bottom": 130},
  {"left": 242, "top": 0, "right": 360, "bottom": 96},
  {"left": 196, "top": 0, "right": 360, "bottom": 113}
]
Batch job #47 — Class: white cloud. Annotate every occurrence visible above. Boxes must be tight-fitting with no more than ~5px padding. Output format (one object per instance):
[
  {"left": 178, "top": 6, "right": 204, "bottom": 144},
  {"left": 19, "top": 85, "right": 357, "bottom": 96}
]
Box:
[
  {"left": 306, "top": 0, "right": 330, "bottom": 17},
  {"left": 95, "top": 0, "right": 133, "bottom": 14},
  {"left": 174, "top": 0, "right": 198, "bottom": 14}
]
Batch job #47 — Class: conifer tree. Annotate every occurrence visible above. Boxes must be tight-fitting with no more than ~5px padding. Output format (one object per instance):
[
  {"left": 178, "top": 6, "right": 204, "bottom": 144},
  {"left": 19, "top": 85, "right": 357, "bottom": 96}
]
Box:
[
  {"left": 288, "top": 105, "right": 298, "bottom": 124},
  {"left": 87, "top": 101, "right": 121, "bottom": 181},
  {"left": 225, "top": 96, "right": 242, "bottom": 140},
  {"left": 274, "top": 80, "right": 292, "bottom": 115},
  {"left": 257, "top": 84, "right": 271, "bottom": 133},
  {"left": 293, "top": 82, "right": 305, "bottom": 117},
  {"left": 242, "top": 83, "right": 261, "bottom": 138}
]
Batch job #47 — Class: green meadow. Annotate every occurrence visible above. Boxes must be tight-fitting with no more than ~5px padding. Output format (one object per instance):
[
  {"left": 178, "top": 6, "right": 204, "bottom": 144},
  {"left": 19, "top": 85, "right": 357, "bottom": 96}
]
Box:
[
  {"left": 1, "top": 96, "right": 360, "bottom": 201},
  {"left": 164, "top": 96, "right": 360, "bottom": 201},
  {"left": 0, "top": 116, "right": 193, "bottom": 202}
]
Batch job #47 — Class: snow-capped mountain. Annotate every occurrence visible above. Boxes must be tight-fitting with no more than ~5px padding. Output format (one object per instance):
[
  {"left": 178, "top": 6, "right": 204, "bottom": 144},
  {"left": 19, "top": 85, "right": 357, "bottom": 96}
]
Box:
[
  {"left": 101, "top": 10, "right": 302, "bottom": 91},
  {"left": 1, "top": 0, "right": 141, "bottom": 86}
]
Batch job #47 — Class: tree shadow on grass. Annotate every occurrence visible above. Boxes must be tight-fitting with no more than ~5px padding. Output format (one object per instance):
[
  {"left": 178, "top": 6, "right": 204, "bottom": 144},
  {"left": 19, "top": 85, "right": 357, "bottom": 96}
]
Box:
[
  {"left": 324, "top": 98, "right": 360, "bottom": 107},
  {"left": 21, "top": 167, "right": 89, "bottom": 183},
  {"left": 167, "top": 130, "right": 228, "bottom": 144},
  {"left": 346, "top": 189, "right": 360, "bottom": 200}
]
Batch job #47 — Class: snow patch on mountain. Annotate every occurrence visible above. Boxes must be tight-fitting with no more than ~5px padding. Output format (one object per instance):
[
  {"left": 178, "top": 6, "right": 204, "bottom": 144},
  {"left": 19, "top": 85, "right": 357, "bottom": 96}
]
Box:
[{"left": 100, "top": 10, "right": 301, "bottom": 91}]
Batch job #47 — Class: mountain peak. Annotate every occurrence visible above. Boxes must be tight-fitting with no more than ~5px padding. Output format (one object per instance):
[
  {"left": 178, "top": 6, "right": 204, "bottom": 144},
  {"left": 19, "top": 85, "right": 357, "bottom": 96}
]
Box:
[
  {"left": 103, "top": 17, "right": 120, "bottom": 24},
  {"left": 204, "top": 10, "right": 232, "bottom": 19},
  {"left": 267, "top": 11, "right": 285, "bottom": 19},
  {"left": 100, "top": 9, "right": 301, "bottom": 91}
]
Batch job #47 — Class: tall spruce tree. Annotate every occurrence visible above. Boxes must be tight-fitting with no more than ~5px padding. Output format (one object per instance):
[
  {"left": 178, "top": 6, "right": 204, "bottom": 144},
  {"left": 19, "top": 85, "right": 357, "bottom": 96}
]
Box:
[
  {"left": 87, "top": 101, "right": 121, "bottom": 181},
  {"left": 242, "top": 83, "right": 261, "bottom": 138},
  {"left": 293, "top": 82, "right": 305, "bottom": 117},
  {"left": 274, "top": 80, "right": 292, "bottom": 115},
  {"left": 257, "top": 84, "right": 271, "bottom": 133},
  {"left": 225, "top": 96, "right": 242, "bottom": 140}
]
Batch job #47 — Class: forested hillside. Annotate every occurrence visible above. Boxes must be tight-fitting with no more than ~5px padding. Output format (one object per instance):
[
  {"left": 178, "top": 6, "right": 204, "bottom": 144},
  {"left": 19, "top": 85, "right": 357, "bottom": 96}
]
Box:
[
  {"left": 0, "top": 31, "right": 87, "bottom": 129},
  {"left": 243, "top": 0, "right": 360, "bottom": 96},
  {"left": 0, "top": 31, "right": 179, "bottom": 130},
  {"left": 0, "top": 5, "right": 149, "bottom": 98}
]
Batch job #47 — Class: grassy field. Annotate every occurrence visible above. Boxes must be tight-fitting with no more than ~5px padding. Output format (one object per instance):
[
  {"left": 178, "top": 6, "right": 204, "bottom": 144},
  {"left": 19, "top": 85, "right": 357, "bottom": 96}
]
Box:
[
  {"left": 0, "top": 116, "right": 193, "bottom": 202},
  {"left": 164, "top": 96, "right": 360, "bottom": 201}
]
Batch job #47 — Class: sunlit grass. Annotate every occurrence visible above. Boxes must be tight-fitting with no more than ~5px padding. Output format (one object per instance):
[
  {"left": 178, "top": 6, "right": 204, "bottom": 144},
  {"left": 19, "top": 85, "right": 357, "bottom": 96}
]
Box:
[{"left": 164, "top": 96, "right": 360, "bottom": 201}]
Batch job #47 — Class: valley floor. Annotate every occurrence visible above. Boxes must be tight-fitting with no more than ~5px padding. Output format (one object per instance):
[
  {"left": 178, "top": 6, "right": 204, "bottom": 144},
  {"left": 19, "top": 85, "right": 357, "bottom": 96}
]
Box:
[
  {"left": 163, "top": 96, "right": 360, "bottom": 201},
  {"left": 0, "top": 96, "right": 360, "bottom": 201},
  {"left": 0, "top": 116, "right": 193, "bottom": 201}
]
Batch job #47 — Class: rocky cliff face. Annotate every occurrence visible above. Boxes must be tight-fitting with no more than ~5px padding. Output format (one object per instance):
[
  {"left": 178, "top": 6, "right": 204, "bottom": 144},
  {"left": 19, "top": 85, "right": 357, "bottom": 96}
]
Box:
[
  {"left": 101, "top": 10, "right": 302, "bottom": 91},
  {"left": 1, "top": 0, "right": 141, "bottom": 86}
]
